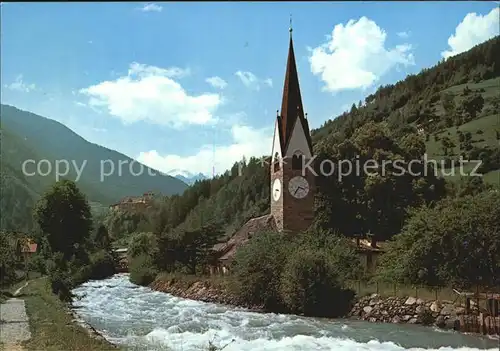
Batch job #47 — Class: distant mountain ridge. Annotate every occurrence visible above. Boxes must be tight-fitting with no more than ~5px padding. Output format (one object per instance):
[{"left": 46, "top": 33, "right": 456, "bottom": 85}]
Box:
[
  {"left": 168, "top": 169, "right": 207, "bottom": 185},
  {"left": 0, "top": 104, "right": 188, "bottom": 209}
]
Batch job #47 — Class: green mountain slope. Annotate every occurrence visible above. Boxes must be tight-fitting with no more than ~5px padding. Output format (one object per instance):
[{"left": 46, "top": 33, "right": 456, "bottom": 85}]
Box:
[
  {"left": 1, "top": 105, "right": 188, "bottom": 230},
  {"left": 312, "top": 36, "right": 500, "bottom": 184}
]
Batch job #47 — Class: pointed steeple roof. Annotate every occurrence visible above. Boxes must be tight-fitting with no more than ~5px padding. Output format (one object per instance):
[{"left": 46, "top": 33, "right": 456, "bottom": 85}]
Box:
[{"left": 278, "top": 22, "right": 313, "bottom": 154}]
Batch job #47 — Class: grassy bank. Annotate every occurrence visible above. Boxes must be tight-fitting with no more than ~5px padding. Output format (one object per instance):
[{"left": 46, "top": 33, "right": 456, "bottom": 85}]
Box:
[{"left": 20, "top": 277, "right": 119, "bottom": 351}]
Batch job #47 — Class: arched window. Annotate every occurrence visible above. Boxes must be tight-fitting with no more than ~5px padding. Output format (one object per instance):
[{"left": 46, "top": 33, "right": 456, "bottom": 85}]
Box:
[
  {"left": 273, "top": 152, "right": 281, "bottom": 172},
  {"left": 292, "top": 151, "right": 303, "bottom": 170}
]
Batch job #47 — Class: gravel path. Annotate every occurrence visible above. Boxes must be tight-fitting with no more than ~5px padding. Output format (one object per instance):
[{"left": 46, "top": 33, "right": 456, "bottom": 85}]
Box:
[{"left": 0, "top": 282, "right": 31, "bottom": 350}]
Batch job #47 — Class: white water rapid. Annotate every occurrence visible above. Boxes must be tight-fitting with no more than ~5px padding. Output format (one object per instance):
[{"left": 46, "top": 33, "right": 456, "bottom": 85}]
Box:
[{"left": 71, "top": 274, "right": 498, "bottom": 351}]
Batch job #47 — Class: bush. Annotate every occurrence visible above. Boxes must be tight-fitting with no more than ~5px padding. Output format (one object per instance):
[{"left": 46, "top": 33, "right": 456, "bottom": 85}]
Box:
[
  {"left": 48, "top": 269, "right": 74, "bottom": 302},
  {"left": 129, "top": 254, "right": 158, "bottom": 286},
  {"left": 72, "top": 264, "right": 93, "bottom": 286},
  {"left": 279, "top": 248, "right": 355, "bottom": 317},
  {"left": 377, "top": 191, "right": 500, "bottom": 288},
  {"left": 27, "top": 254, "right": 47, "bottom": 275},
  {"left": 230, "top": 231, "right": 292, "bottom": 310},
  {"left": 88, "top": 250, "right": 116, "bottom": 280}
]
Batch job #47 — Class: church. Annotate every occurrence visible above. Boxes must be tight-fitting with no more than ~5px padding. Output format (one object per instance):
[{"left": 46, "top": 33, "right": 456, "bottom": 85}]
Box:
[{"left": 210, "top": 25, "right": 316, "bottom": 274}]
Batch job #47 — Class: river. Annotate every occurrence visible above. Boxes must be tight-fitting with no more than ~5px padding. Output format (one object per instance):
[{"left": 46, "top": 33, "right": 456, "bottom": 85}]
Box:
[{"left": 71, "top": 274, "right": 498, "bottom": 351}]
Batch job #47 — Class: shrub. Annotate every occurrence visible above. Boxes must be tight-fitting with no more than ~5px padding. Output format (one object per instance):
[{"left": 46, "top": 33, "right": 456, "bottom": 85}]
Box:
[
  {"left": 129, "top": 254, "right": 158, "bottom": 286},
  {"left": 27, "top": 254, "right": 47, "bottom": 275},
  {"left": 88, "top": 250, "right": 116, "bottom": 280},
  {"left": 377, "top": 192, "right": 500, "bottom": 288},
  {"left": 48, "top": 269, "right": 74, "bottom": 302},
  {"left": 279, "top": 248, "right": 355, "bottom": 317},
  {"left": 230, "top": 231, "right": 292, "bottom": 310}
]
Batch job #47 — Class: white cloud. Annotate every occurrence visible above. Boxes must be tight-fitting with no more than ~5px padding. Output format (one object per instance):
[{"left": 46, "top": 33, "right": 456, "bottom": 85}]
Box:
[
  {"left": 308, "top": 16, "right": 415, "bottom": 93},
  {"left": 138, "top": 3, "right": 162, "bottom": 12},
  {"left": 79, "top": 62, "right": 222, "bottom": 128},
  {"left": 396, "top": 31, "right": 410, "bottom": 39},
  {"left": 235, "top": 71, "right": 273, "bottom": 91},
  {"left": 206, "top": 76, "right": 228, "bottom": 89},
  {"left": 441, "top": 8, "right": 499, "bottom": 59},
  {"left": 137, "top": 123, "right": 273, "bottom": 176},
  {"left": 92, "top": 127, "right": 107, "bottom": 133},
  {"left": 5, "top": 75, "right": 36, "bottom": 92}
]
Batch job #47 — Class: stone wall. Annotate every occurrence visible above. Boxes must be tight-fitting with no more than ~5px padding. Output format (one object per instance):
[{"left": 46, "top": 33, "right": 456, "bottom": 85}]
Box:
[{"left": 349, "top": 293, "right": 499, "bottom": 336}]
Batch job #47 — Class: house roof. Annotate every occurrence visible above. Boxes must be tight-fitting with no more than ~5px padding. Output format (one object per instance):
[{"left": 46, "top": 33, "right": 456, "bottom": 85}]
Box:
[
  {"left": 214, "top": 214, "right": 278, "bottom": 262},
  {"left": 19, "top": 239, "right": 37, "bottom": 253}
]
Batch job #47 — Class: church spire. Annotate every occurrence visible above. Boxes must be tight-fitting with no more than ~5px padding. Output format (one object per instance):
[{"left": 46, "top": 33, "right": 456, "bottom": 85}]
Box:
[{"left": 279, "top": 19, "right": 312, "bottom": 153}]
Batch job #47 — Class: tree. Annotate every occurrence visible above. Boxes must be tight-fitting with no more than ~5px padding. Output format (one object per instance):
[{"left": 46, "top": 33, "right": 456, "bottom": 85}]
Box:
[
  {"left": 440, "top": 136, "right": 455, "bottom": 156},
  {"left": 93, "top": 224, "right": 111, "bottom": 252},
  {"left": 441, "top": 92, "right": 455, "bottom": 113},
  {"left": 0, "top": 232, "right": 17, "bottom": 286},
  {"left": 460, "top": 93, "right": 484, "bottom": 120},
  {"left": 174, "top": 223, "right": 223, "bottom": 274},
  {"left": 377, "top": 191, "right": 500, "bottom": 289},
  {"left": 33, "top": 180, "right": 93, "bottom": 260},
  {"left": 279, "top": 248, "right": 355, "bottom": 317},
  {"left": 313, "top": 122, "right": 446, "bottom": 242},
  {"left": 230, "top": 231, "right": 292, "bottom": 310}
]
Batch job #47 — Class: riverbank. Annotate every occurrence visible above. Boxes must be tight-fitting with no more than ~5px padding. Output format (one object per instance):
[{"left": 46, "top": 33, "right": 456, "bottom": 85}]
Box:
[
  {"left": 149, "top": 274, "right": 499, "bottom": 338},
  {"left": 149, "top": 273, "right": 263, "bottom": 310},
  {"left": 20, "top": 277, "right": 118, "bottom": 350}
]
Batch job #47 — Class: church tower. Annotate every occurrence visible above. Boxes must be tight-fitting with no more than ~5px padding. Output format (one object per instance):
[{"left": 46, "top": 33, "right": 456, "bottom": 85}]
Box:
[{"left": 270, "top": 22, "right": 315, "bottom": 233}]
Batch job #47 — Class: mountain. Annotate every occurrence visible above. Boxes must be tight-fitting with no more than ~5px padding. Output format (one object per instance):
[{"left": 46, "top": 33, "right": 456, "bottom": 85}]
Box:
[
  {"left": 0, "top": 104, "right": 188, "bottom": 230},
  {"left": 168, "top": 169, "right": 208, "bottom": 185}
]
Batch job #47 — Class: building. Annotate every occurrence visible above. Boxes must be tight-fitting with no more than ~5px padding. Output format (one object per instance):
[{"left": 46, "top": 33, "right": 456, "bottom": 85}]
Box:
[
  {"left": 17, "top": 238, "right": 38, "bottom": 256},
  {"left": 211, "top": 24, "right": 315, "bottom": 273},
  {"left": 109, "top": 191, "right": 155, "bottom": 212},
  {"left": 352, "top": 237, "right": 386, "bottom": 273}
]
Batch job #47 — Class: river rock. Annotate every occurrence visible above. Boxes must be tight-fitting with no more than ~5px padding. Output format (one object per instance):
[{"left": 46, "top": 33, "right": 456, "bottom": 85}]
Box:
[
  {"left": 392, "top": 315, "right": 402, "bottom": 324},
  {"left": 430, "top": 301, "right": 441, "bottom": 312},
  {"left": 363, "top": 306, "right": 373, "bottom": 314},
  {"left": 440, "top": 304, "right": 454, "bottom": 316},
  {"left": 405, "top": 297, "right": 417, "bottom": 305},
  {"left": 435, "top": 315, "right": 446, "bottom": 328}
]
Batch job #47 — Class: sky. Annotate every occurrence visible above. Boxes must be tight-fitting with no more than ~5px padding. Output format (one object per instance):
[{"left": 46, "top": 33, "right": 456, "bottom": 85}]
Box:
[{"left": 1, "top": 2, "right": 499, "bottom": 177}]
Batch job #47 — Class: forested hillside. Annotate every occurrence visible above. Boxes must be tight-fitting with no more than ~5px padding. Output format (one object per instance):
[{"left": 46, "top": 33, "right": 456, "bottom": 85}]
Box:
[
  {"left": 108, "top": 36, "right": 499, "bottom": 248},
  {"left": 0, "top": 105, "right": 188, "bottom": 231}
]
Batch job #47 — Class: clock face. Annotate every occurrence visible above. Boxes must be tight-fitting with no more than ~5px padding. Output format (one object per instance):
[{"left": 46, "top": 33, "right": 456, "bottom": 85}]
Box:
[
  {"left": 288, "top": 176, "right": 309, "bottom": 199},
  {"left": 272, "top": 178, "right": 281, "bottom": 201}
]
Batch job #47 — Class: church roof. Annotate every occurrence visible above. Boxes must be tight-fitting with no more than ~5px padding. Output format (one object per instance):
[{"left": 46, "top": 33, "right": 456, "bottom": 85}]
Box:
[
  {"left": 213, "top": 214, "right": 278, "bottom": 262},
  {"left": 278, "top": 29, "right": 313, "bottom": 154}
]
